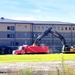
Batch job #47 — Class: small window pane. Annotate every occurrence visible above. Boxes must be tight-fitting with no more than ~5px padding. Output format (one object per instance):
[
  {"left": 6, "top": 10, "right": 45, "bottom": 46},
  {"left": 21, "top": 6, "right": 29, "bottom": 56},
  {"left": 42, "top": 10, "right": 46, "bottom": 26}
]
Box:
[
  {"left": 34, "top": 26, "right": 36, "bottom": 30},
  {"left": 7, "top": 26, "right": 10, "bottom": 30},
  {"left": 38, "top": 26, "right": 40, "bottom": 30},
  {"left": 7, "top": 34, "right": 10, "bottom": 38},
  {"left": 73, "top": 27, "right": 74, "bottom": 30},
  {"left": 58, "top": 27, "right": 60, "bottom": 30},
  {"left": 69, "top": 27, "right": 71, "bottom": 30},
  {"left": 65, "top": 27, "right": 67, "bottom": 30},
  {"left": 61, "top": 27, "right": 63, "bottom": 30}
]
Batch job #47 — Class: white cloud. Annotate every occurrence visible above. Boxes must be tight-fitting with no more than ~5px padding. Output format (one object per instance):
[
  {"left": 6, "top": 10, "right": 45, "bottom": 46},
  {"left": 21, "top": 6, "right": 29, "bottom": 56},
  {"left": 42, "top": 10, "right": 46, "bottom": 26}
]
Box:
[{"left": 33, "top": 9, "right": 41, "bottom": 13}]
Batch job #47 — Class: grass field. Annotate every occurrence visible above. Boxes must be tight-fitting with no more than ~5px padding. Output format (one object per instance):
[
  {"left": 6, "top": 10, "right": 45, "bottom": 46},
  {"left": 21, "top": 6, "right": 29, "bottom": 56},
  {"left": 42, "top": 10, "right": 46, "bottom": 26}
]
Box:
[{"left": 0, "top": 54, "right": 75, "bottom": 62}]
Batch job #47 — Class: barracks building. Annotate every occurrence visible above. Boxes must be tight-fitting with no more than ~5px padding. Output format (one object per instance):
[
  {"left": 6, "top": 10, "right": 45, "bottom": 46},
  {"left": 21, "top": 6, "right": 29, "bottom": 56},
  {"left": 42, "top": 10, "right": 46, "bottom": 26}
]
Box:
[{"left": 0, "top": 17, "right": 75, "bottom": 54}]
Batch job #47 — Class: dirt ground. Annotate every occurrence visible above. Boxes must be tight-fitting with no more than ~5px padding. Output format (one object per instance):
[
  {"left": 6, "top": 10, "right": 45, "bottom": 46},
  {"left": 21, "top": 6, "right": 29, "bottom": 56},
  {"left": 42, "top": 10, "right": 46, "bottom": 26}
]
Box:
[{"left": 0, "top": 60, "right": 75, "bottom": 75}]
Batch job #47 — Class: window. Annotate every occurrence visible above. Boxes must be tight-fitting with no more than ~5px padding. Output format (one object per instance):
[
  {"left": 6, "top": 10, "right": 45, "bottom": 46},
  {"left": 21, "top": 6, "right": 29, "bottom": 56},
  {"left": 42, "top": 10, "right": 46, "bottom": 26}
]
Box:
[
  {"left": 11, "top": 26, "right": 15, "bottom": 31},
  {"left": 10, "top": 42, "right": 15, "bottom": 46},
  {"left": 61, "top": 27, "right": 63, "bottom": 30},
  {"left": 46, "top": 27, "right": 48, "bottom": 30},
  {"left": 34, "top": 34, "right": 36, "bottom": 37},
  {"left": 42, "top": 26, "right": 44, "bottom": 30},
  {"left": 7, "top": 26, "right": 10, "bottom": 30},
  {"left": 65, "top": 27, "right": 67, "bottom": 30},
  {"left": 25, "top": 26, "right": 27, "bottom": 28},
  {"left": 25, "top": 33, "right": 27, "bottom": 36},
  {"left": 69, "top": 27, "right": 71, "bottom": 30},
  {"left": 38, "top": 33, "right": 40, "bottom": 36},
  {"left": 38, "top": 26, "right": 40, "bottom": 30},
  {"left": 34, "top": 26, "right": 36, "bottom": 30},
  {"left": 7, "top": 26, "right": 15, "bottom": 31},
  {"left": 73, "top": 33, "right": 75, "bottom": 37},
  {"left": 7, "top": 34, "right": 10, "bottom": 38},
  {"left": 7, "top": 34, "right": 15, "bottom": 38},
  {"left": 54, "top": 27, "right": 56, "bottom": 30},
  {"left": 22, "top": 47, "right": 24, "bottom": 50},
  {"left": 11, "top": 34, "right": 15, "bottom": 38},
  {"left": 16, "top": 42, "right": 19, "bottom": 46},
  {"left": 58, "top": 27, "right": 60, "bottom": 30},
  {"left": 25, "top": 41, "right": 27, "bottom": 44},
  {"left": 73, "top": 27, "right": 74, "bottom": 30}
]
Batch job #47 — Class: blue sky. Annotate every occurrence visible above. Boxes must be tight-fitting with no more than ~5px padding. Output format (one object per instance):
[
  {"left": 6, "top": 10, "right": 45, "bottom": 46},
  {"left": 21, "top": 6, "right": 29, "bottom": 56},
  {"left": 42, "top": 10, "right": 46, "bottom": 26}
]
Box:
[{"left": 0, "top": 0, "right": 75, "bottom": 23}]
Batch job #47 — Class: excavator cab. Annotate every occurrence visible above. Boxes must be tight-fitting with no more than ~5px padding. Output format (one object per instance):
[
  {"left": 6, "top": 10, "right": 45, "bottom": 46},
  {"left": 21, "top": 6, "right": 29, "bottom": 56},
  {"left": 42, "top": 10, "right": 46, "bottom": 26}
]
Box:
[
  {"left": 62, "top": 45, "right": 71, "bottom": 53},
  {"left": 64, "top": 45, "right": 70, "bottom": 51}
]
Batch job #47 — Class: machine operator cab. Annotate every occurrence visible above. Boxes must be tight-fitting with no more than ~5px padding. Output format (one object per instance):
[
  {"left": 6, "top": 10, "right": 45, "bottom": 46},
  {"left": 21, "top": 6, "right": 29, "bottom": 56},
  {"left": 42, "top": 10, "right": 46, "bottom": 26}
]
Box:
[
  {"left": 17, "top": 45, "right": 28, "bottom": 50},
  {"left": 62, "top": 45, "right": 71, "bottom": 53},
  {"left": 17, "top": 46, "right": 23, "bottom": 50},
  {"left": 12, "top": 45, "right": 28, "bottom": 54}
]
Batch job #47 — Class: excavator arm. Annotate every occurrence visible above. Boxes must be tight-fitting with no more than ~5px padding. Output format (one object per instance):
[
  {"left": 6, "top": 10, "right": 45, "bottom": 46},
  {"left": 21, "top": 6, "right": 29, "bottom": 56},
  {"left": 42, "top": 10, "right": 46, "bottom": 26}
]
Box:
[{"left": 33, "top": 27, "right": 66, "bottom": 46}]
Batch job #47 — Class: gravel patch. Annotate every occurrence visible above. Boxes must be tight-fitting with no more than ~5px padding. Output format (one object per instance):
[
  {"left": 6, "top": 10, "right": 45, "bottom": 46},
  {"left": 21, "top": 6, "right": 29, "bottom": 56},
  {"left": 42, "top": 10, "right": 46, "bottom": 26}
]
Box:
[
  {"left": 0, "top": 60, "right": 75, "bottom": 71},
  {"left": 0, "top": 60, "right": 75, "bottom": 75}
]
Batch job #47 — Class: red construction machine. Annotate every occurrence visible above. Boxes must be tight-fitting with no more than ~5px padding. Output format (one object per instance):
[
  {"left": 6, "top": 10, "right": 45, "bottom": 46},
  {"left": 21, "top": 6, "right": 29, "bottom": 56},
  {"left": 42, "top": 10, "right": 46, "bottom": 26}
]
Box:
[
  {"left": 13, "top": 45, "right": 49, "bottom": 54},
  {"left": 13, "top": 28, "right": 52, "bottom": 54}
]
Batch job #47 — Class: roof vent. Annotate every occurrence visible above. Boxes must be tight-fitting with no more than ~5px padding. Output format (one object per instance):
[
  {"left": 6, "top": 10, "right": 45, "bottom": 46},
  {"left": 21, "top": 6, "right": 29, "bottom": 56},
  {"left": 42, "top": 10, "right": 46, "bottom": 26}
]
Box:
[{"left": 1, "top": 17, "right": 4, "bottom": 20}]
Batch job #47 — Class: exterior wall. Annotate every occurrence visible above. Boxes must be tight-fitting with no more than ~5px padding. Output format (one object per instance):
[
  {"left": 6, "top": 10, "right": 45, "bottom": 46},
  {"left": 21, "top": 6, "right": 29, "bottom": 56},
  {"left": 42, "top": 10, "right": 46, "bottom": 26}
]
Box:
[
  {"left": 0, "top": 23, "right": 33, "bottom": 47},
  {"left": 15, "top": 24, "right": 32, "bottom": 31},
  {"left": 72, "top": 25, "right": 75, "bottom": 45},
  {"left": 0, "top": 22, "right": 75, "bottom": 54},
  {"left": 15, "top": 23, "right": 33, "bottom": 46},
  {"left": 32, "top": 24, "right": 75, "bottom": 53},
  {"left": 33, "top": 24, "right": 52, "bottom": 32},
  {"left": 0, "top": 23, "right": 15, "bottom": 31}
]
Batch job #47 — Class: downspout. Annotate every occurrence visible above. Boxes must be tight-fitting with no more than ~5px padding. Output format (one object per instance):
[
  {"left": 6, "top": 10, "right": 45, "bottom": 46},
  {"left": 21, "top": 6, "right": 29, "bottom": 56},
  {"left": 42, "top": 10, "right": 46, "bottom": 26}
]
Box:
[
  {"left": 71, "top": 25, "right": 73, "bottom": 46},
  {"left": 15, "top": 23, "right": 16, "bottom": 46},
  {"left": 31, "top": 23, "right": 34, "bottom": 45}
]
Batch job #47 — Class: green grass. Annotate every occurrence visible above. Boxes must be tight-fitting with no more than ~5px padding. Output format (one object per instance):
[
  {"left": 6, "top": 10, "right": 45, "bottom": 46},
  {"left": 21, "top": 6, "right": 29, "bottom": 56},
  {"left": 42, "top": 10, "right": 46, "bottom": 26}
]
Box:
[{"left": 0, "top": 54, "right": 75, "bottom": 62}]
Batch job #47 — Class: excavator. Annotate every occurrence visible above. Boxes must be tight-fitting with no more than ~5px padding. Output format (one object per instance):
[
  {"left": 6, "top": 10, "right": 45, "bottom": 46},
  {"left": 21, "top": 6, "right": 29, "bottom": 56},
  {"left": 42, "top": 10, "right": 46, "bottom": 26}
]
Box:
[
  {"left": 33, "top": 27, "right": 75, "bottom": 53},
  {"left": 13, "top": 27, "right": 75, "bottom": 54}
]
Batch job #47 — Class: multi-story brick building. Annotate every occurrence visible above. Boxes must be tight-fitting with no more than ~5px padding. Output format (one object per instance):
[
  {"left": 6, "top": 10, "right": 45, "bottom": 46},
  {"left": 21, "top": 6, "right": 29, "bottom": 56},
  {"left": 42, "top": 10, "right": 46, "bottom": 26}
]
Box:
[{"left": 0, "top": 17, "right": 75, "bottom": 54}]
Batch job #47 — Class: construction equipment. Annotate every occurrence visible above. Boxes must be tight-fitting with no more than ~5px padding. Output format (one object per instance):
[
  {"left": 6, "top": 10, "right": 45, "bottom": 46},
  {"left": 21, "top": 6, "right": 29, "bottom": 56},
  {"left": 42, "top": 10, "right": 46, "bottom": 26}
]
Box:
[
  {"left": 13, "top": 45, "right": 49, "bottom": 54},
  {"left": 62, "top": 45, "right": 75, "bottom": 53},
  {"left": 13, "top": 27, "right": 75, "bottom": 54},
  {"left": 33, "top": 27, "right": 75, "bottom": 53}
]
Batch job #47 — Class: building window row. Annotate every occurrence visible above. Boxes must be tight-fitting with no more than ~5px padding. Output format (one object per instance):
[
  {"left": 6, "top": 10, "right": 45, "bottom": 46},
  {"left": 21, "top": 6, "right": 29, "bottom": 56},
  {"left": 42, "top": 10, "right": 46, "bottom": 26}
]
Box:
[
  {"left": 7, "top": 26, "right": 15, "bottom": 31},
  {"left": 33, "top": 33, "right": 52, "bottom": 38},
  {"left": 34, "top": 26, "right": 75, "bottom": 31},
  {"left": 33, "top": 26, "right": 51, "bottom": 30},
  {"left": 54, "top": 27, "right": 75, "bottom": 30},
  {"left": 7, "top": 34, "right": 15, "bottom": 38}
]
